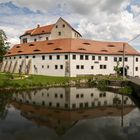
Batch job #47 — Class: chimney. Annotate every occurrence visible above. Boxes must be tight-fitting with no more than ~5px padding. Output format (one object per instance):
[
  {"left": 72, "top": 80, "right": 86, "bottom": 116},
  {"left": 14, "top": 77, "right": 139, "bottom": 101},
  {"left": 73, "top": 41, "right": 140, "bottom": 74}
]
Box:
[{"left": 37, "top": 24, "right": 40, "bottom": 28}]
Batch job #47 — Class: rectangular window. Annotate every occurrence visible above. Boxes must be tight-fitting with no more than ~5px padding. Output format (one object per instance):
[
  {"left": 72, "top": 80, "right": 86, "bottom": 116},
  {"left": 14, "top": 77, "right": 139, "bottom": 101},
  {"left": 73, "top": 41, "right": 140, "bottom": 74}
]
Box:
[
  {"left": 42, "top": 65, "right": 44, "bottom": 68},
  {"left": 73, "top": 55, "right": 76, "bottom": 59},
  {"left": 46, "top": 37, "right": 48, "bottom": 40},
  {"left": 60, "top": 65, "right": 63, "bottom": 69},
  {"left": 105, "top": 56, "right": 108, "bottom": 61},
  {"left": 114, "top": 57, "right": 117, "bottom": 62},
  {"left": 47, "top": 65, "right": 49, "bottom": 69},
  {"left": 92, "top": 56, "right": 95, "bottom": 60},
  {"left": 119, "top": 57, "right": 122, "bottom": 61},
  {"left": 26, "top": 56, "right": 29, "bottom": 59},
  {"left": 85, "top": 55, "right": 89, "bottom": 60},
  {"left": 100, "top": 65, "right": 103, "bottom": 69},
  {"left": 81, "top": 65, "right": 84, "bottom": 69},
  {"left": 34, "top": 38, "right": 37, "bottom": 42},
  {"left": 14, "top": 57, "right": 16, "bottom": 59},
  {"left": 91, "top": 66, "right": 94, "bottom": 69},
  {"left": 65, "top": 55, "right": 68, "bottom": 60},
  {"left": 98, "top": 56, "right": 101, "bottom": 60},
  {"left": 49, "top": 55, "right": 52, "bottom": 60},
  {"left": 100, "top": 65, "right": 107, "bottom": 69},
  {"left": 125, "top": 57, "right": 128, "bottom": 62},
  {"left": 23, "top": 38, "right": 27, "bottom": 43},
  {"left": 136, "top": 58, "right": 138, "bottom": 62},
  {"left": 56, "top": 55, "right": 60, "bottom": 60},
  {"left": 42, "top": 55, "right": 45, "bottom": 60},
  {"left": 55, "top": 65, "right": 58, "bottom": 69},
  {"left": 19, "top": 56, "right": 22, "bottom": 59},
  {"left": 33, "top": 56, "right": 36, "bottom": 58},
  {"left": 80, "top": 55, "right": 84, "bottom": 60},
  {"left": 76, "top": 65, "right": 80, "bottom": 69},
  {"left": 136, "top": 67, "right": 138, "bottom": 71},
  {"left": 58, "top": 32, "right": 61, "bottom": 36}
]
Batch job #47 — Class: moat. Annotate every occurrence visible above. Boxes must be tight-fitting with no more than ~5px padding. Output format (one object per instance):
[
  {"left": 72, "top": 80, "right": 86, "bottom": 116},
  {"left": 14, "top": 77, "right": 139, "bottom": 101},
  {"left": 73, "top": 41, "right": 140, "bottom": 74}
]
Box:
[{"left": 0, "top": 87, "right": 140, "bottom": 140}]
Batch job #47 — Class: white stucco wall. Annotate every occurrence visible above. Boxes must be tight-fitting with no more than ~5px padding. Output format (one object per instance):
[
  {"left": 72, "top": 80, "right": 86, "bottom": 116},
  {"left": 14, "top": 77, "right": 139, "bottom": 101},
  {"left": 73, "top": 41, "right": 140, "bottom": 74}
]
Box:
[{"left": 1, "top": 53, "right": 140, "bottom": 77}]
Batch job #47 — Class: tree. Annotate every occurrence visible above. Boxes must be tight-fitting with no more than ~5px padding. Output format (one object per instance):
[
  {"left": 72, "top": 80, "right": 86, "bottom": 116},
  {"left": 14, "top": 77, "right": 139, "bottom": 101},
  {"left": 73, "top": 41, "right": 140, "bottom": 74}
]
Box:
[
  {"left": 0, "top": 29, "right": 9, "bottom": 62},
  {"left": 114, "top": 61, "right": 120, "bottom": 76}
]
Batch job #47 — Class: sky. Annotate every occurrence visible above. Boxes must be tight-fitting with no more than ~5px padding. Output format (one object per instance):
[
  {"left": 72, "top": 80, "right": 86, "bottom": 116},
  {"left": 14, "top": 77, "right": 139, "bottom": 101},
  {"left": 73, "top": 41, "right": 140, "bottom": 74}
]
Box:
[{"left": 0, "top": 0, "right": 140, "bottom": 50}]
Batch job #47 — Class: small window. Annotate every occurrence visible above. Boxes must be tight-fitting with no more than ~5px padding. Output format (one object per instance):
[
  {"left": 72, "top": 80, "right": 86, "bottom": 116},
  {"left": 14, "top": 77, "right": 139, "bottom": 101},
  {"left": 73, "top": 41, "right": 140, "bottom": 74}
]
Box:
[
  {"left": 60, "top": 94, "right": 63, "bottom": 98},
  {"left": 81, "top": 65, "right": 84, "bottom": 69},
  {"left": 98, "top": 56, "right": 101, "bottom": 60},
  {"left": 42, "top": 65, "right": 44, "bottom": 68},
  {"left": 125, "top": 57, "right": 128, "bottom": 62},
  {"left": 76, "top": 65, "right": 80, "bottom": 69},
  {"left": 19, "top": 56, "right": 22, "bottom": 59},
  {"left": 57, "top": 55, "right": 60, "bottom": 60},
  {"left": 42, "top": 55, "right": 45, "bottom": 60},
  {"left": 92, "top": 56, "right": 95, "bottom": 60},
  {"left": 80, "top": 55, "right": 84, "bottom": 60},
  {"left": 78, "top": 48, "right": 86, "bottom": 50},
  {"left": 14, "top": 57, "right": 16, "bottom": 59},
  {"left": 23, "top": 38, "right": 27, "bottom": 43},
  {"left": 119, "top": 57, "right": 122, "bottom": 61},
  {"left": 46, "top": 37, "right": 48, "bottom": 40},
  {"left": 29, "top": 44, "right": 34, "bottom": 46},
  {"left": 114, "top": 57, "right": 117, "bottom": 62},
  {"left": 56, "top": 25, "right": 58, "bottom": 28},
  {"left": 83, "top": 42, "right": 90, "bottom": 45},
  {"left": 55, "top": 94, "right": 58, "bottom": 98},
  {"left": 85, "top": 55, "right": 88, "bottom": 60},
  {"left": 47, "top": 65, "right": 49, "bottom": 69},
  {"left": 65, "top": 55, "right": 68, "bottom": 60},
  {"left": 73, "top": 55, "right": 76, "bottom": 60},
  {"left": 58, "top": 32, "right": 61, "bottom": 36},
  {"left": 136, "top": 58, "right": 138, "bottom": 62},
  {"left": 81, "top": 94, "right": 84, "bottom": 98},
  {"left": 60, "top": 65, "right": 63, "bottom": 69},
  {"left": 33, "top": 56, "right": 36, "bottom": 58},
  {"left": 62, "top": 24, "right": 65, "bottom": 28},
  {"left": 105, "top": 56, "right": 108, "bottom": 61},
  {"left": 48, "top": 42, "right": 54, "bottom": 45},
  {"left": 26, "top": 56, "right": 29, "bottom": 59},
  {"left": 34, "top": 39, "right": 37, "bottom": 42},
  {"left": 136, "top": 67, "right": 138, "bottom": 71},
  {"left": 91, "top": 66, "right": 94, "bottom": 69},
  {"left": 49, "top": 55, "right": 52, "bottom": 60},
  {"left": 76, "top": 94, "right": 79, "bottom": 98},
  {"left": 55, "top": 65, "right": 58, "bottom": 69},
  {"left": 108, "top": 44, "right": 115, "bottom": 47},
  {"left": 16, "top": 45, "right": 20, "bottom": 48},
  {"left": 33, "top": 49, "right": 40, "bottom": 52},
  {"left": 54, "top": 48, "right": 62, "bottom": 50},
  {"left": 17, "top": 51, "right": 22, "bottom": 53}
]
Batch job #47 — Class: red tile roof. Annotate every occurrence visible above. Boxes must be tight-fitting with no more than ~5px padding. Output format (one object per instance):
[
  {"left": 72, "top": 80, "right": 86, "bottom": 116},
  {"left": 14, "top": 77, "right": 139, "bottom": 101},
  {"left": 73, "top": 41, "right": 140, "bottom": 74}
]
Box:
[
  {"left": 5, "top": 38, "right": 140, "bottom": 56},
  {"left": 20, "top": 24, "right": 55, "bottom": 37}
]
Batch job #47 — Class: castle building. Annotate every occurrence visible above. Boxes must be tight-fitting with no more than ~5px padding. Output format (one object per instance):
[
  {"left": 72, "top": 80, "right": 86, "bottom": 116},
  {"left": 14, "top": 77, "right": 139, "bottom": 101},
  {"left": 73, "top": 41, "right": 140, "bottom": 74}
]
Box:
[{"left": 0, "top": 17, "right": 140, "bottom": 77}]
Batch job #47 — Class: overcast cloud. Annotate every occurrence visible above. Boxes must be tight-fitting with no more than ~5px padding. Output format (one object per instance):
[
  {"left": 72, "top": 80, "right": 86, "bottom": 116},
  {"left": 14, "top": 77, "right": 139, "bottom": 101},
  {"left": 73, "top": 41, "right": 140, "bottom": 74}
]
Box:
[{"left": 0, "top": 0, "right": 140, "bottom": 49}]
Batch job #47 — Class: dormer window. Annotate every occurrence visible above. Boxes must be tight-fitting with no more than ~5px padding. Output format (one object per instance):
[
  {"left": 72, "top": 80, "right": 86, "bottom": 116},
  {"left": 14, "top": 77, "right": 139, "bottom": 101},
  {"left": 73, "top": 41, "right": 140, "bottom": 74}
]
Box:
[
  {"left": 58, "top": 32, "right": 61, "bottom": 36},
  {"left": 16, "top": 45, "right": 20, "bottom": 48},
  {"left": 29, "top": 44, "right": 34, "bottom": 46},
  {"left": 62, "top": 24, "right": 65, "bottom": 28},
  {"left": 54, "top": 48, "right": 62, "bottom": 50},
  {"left": 17, "top": 51, "right": 23, "bottom": 53}
]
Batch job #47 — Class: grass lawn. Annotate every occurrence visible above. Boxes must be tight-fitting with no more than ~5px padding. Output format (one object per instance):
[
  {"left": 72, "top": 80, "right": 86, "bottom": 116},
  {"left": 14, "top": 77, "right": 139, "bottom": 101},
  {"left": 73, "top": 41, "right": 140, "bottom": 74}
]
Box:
[{"left": 0, "top": 72, "right": 125, "bottom": 89}]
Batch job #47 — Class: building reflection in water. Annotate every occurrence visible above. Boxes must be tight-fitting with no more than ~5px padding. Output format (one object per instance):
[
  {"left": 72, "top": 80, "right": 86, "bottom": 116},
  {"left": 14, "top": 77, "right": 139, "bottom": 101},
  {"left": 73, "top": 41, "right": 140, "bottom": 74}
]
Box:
[{"left": 11, "top": 87, "right": 135, "bottom": 135}]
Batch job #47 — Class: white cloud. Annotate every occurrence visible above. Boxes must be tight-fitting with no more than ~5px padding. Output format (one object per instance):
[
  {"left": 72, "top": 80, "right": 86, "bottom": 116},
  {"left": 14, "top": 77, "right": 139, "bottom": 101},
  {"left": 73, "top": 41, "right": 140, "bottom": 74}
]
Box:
[{"left": 0, "top": 0, "right": 140, "bottom": 50}]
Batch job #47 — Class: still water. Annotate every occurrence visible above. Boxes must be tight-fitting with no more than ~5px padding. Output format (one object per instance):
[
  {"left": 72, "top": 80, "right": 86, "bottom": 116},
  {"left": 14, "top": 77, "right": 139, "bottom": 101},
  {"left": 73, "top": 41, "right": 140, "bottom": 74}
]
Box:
[{"left": 0, "top": 87, "right": 140, "bottom": 140}]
